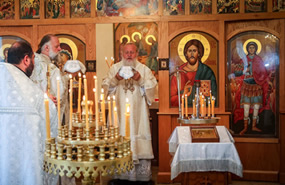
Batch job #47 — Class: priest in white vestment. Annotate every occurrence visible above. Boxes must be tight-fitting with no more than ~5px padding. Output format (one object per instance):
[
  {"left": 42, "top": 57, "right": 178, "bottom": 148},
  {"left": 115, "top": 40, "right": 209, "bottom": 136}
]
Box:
[
  {"left": 0, "top": 41, "right": 58, "bottom": 185},
  {"left": 102, "top": 43, "right": 157, "bottom": 182},
  {"left": 30, "top": 34, "right": 66, "bottom": 123}
]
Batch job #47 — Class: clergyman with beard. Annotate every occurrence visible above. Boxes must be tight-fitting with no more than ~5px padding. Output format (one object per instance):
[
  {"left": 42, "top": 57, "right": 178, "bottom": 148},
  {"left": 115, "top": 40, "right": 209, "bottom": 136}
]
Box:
[
  {"left": 0, "top": 41, "right": 59, "bottom": 185},
  {"left": 170, "top": 39, "right": 217, "bottom": 107},
  {"left": 30, "top": 34, "right": 64, "bottom": 107},
  {"left": 102, "top": 43, "right": 157, "bottom": 184}
]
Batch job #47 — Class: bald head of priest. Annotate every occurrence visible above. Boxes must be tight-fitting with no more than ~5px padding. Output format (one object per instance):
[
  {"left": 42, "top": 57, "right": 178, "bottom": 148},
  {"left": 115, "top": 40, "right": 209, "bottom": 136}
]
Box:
[{"left": 7, "top": 41, "right": 35, "bottom": 77}]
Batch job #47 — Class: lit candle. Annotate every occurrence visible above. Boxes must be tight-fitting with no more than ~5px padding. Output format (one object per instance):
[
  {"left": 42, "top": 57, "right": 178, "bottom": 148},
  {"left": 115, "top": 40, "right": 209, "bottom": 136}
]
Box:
[
  {"left": 201, "top": 103, "right": 205, "bottom": 117},
  {"left": 44, "top": 93, "right": 51, "bottom": 139},
  {"left": 200, "top": 93, "right": 203, "bottom": 113},
  {"left": 56, "top": 77, "right": 61, "bottom": 129},
  {"left": 69, "top": 74, "right": 73, "bottom": 130},
  {"left": 208, "top": 98, "right": 211, "bottom": 117},
  {"left": 125, "top": 98, "right": 130, "bottom": 113},
  {"left": 211, "top": 97, "right": 215, "bottom": 118},
  {"left": 125, "top": 106, "right": 130, "bottom": 138},
  {"left": 181, "top": 95, "right": 184, "bottom": 118},
  {"left": 185, "top": 94, "right": 188, "bottom": 118},
  {"left": 111, "top": 56, "right": 114, "bottom": 66},
  {"left": 114, "top": 106, "right": 118, "bottom": 127},
  {"left": 78, "top": 73, "right": 82, "bottom": 120},
  {"left": 101, "top": 89, "right": 106, "bottom": 126},
  {"left": 83, "top": 75, "right": 89, "bottom": 130},
  {"left": 105, "top": 56, "right": 110, "bottom": 68},
  {"left": 204, "top": 99, "right": 206, "bottom": 117},
  {"left": 94, "top": 76, "right": 99, "bottom": 129},
  {"left": 192, "top": 99, "right": 195, "bottom": 117},
  {"left": 107, "top": 96, "right": 112, "bottom": 127}
]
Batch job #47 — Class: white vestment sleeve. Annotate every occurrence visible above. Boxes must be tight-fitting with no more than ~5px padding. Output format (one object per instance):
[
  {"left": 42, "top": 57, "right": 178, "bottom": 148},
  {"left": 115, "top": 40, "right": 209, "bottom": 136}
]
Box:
[{"left": 102, "top": 63, "right": 122, "bottom": 96}]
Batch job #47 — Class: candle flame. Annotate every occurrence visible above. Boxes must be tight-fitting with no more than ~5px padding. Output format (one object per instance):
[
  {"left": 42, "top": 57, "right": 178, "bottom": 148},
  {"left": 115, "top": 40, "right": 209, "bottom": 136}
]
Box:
[
  {"left": 107, "top": 96, "right": 110, "bottom": 100},
  {"left": 83, "top": 95, "right": 85, "bottom": 101},
  {"left": 105, "top": 56, "right": 107, "bottom": 60},
  {"left": 44, "top": 93, "right": 48, "bottom": 99},
  {"left": 78, "top": 73, "right": 81, "bottom": 77},
  {"left": 127, "top": 106, "right": 130, "bottom": 113},
  {"left": 101, "top": 88, "right": 104, "bottom": 93},
  {"left": 185, "top": 94, "right": 187, "bottom": 97},
  {"left": 56, "top": 76, "right": 60, "bottom": 81},
  {"left": 94, "top": 76, "right": 97, "bottom": 79},
  {"left": 93, "top": 88, "right": 95, "bottom": 92},
  {"left": 69, "top": 74, "right": 72, "bottom": 79},
  {"left": 114, "top": 107, "right": 117, "bottom": 111},
  {"left": 113, "top": 95, "right": 115, "bottom": 100},
  {"left": 83, "top": 75, "right": 86, "bottom": 79}
]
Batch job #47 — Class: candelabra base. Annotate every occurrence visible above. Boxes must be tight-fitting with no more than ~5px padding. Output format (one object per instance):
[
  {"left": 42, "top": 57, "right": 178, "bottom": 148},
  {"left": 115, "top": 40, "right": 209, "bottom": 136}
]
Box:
[{"left": 177, "top": 117, "right": 219, "bottom": 125}]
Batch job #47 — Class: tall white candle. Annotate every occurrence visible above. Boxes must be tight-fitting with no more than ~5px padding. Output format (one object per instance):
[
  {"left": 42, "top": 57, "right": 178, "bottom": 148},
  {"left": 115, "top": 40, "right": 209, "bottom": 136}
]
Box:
[
  {"left": 78, "top": 73, "right": 82, "bottom": 120},
  {"left": 114, "top": 106, "right": 118, "bottom": 127},
  {"left": 83, "top": 75, "right": 89, "bottom": 130},
  {"left": 108, "top": 96, "right": 112, "bottom": 127},
  {"left": 125, "top": 106, "right": 130, "bottom": 138},
  {"left": 94, "top": 76, "right": 99, "bottom": 129},
  {"left": 69, "top": 74, "right": 73, "bottom": 130},
  {"left": 44, "top": 93, "right": 51, "bottom": 139},
  {"left": 56, "top": 77, "right": 61, "bottom": 129},
  {"left": 101, "top": 89, "right": 106, "bottom": 126}
]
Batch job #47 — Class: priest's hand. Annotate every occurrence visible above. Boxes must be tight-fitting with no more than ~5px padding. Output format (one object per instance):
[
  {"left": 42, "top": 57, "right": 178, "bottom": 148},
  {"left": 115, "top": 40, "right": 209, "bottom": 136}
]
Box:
[
  {"left": 131, "top": 69, "right": 141, "bottom": 81},
  {"left": 115, "top": 72, "right": 124, "bottom": 81},
  {"left": 48, "top": 93, "right": 57, "bottom": 106}
]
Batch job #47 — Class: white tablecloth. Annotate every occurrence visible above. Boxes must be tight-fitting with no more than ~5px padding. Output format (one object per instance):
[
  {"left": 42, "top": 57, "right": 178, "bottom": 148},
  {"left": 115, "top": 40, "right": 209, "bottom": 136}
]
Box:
[{"left": 168, "top": 126, "right": 243, "bottom": 180}]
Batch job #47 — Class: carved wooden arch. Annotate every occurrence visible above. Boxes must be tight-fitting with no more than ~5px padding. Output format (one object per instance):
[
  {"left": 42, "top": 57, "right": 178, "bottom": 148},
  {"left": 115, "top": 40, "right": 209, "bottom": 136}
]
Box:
[
  {"left": 0, "top": 32, "right": 32, "bottom": 44},
  {"left": 227, "top": 26, "right": 280, "bottom": 41},
  {"left": 168, "top": 26, "right": 219, "bottom": 43},
  {"left": 37, "top": 31, "right": 86, "bottom": 45}
]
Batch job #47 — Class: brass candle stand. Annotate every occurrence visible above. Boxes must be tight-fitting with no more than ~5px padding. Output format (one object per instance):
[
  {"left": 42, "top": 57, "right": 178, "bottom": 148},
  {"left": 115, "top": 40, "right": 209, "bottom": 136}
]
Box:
[
  {"left": 176, "top": 70, "right": 219, "bottom": 126},
  {"left": 44, "top": 112, "right": 133, "bottom": 185}
]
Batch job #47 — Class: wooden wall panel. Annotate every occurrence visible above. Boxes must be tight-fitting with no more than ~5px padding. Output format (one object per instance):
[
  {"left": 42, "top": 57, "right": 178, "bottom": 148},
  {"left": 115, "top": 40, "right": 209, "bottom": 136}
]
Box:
[
  {"left": 168, "top": 21, "right": 220, "bottom": 41},
  {"left": 235, "top": 142, "right": 280, "bottom": 181},
  {"left": 280, "top": 113, "right": 285, "bottom": 183},
  {"left": 226, "top": 19, "right": 282, "bottom": 39},
  {"left": 0, "top": 26, "right": 32, "bottom": 43},
  {"left": 37, "top": 25, "right": 87, "bottom": 44},
  {"left": 157, "top": 114, "right": 172, "bottom": 183},
  {"left": 86, "top": 24, "right": 96, "bottom": 60}
]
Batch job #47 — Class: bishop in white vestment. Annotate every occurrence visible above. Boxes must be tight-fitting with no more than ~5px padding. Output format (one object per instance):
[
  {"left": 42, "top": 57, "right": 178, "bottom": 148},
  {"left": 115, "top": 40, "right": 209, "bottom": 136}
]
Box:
[{"left": 102, "top": 43, "right": 157, "bottom": 181}]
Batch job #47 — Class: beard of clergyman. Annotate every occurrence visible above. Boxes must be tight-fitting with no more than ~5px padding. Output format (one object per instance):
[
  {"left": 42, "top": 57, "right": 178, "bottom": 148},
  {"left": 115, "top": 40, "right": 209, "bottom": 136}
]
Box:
[
  {"left": 49, "top": 49, "right": 58, "bottom": 60},
  {"left": 122, "top": 57, "right": 136, "bottom": 67},
  {"left": 26, "top": 60, "right": 34, "bottom": 77}
]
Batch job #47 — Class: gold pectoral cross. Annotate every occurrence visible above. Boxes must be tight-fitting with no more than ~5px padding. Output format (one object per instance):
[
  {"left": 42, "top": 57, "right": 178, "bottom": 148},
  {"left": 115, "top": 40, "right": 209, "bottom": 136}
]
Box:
[{"left": 123, "top": 78, "right": 135, "bottom": 93}]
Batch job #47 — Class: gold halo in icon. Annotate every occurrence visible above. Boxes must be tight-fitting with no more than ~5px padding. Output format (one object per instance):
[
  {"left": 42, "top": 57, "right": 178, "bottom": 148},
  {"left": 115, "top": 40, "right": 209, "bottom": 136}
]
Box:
[
  {"left": 120, "top": 35, "right": 130, "bottom": 43},
  {"left": 59, "top": 38, "right": 78, "bottom": 60},
  {"left": 243, "top": 38, "right": 262, "bottom": 55},
  {"left": 145, "top": 35, "right": 156, "bottom": 45},
  {"left": 177, "top": 33, "right": 210, "bottom": 63},
  {"left": 0, "top": 43, "right": 11, "bottom": 59},
  {"left": 131, "top": 32, "right": 142, "bottom": 42}
]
